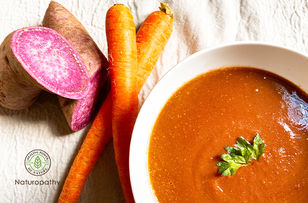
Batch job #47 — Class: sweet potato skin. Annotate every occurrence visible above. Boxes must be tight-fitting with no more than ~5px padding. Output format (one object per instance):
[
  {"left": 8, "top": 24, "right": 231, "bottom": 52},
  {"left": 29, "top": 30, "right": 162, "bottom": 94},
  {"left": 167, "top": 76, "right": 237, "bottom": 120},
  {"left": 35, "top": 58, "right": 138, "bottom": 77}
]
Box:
[
  {"left": 43, "top": 1, "right": 109, "bottom": 131},
  {"left": 43, "top": 1, "right": 108, "bottom": 77},
  {"left": 0, "top": 33, "right": 41, "bottom": 109}
]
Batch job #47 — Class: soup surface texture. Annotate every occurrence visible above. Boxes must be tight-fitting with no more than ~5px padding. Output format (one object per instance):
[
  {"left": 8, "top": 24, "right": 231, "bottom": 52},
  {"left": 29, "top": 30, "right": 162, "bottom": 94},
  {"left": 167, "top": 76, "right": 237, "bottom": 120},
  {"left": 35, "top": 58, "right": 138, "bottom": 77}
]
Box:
[{"left": 148, "top": 67, "right": 308, "bottom": 203}]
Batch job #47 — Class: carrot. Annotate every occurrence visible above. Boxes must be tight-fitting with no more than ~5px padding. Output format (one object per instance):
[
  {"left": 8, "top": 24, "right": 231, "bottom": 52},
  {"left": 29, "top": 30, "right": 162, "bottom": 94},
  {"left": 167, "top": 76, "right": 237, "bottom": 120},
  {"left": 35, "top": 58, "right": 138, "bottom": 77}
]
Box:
[
  {"left": 106, "top": 4, "right": 138, "bottom": 202},
  {"left": 110, "top": 3, "right": 173, "bottom": 202},
  {"left": 57, "top": 3, "right": 173, "bottom": 202},
  {"left": 58, "top": 92, "right": 112, "bottom": 203},
  {"left": 136, "top": 2, "right": 173, "bottom": 91}
]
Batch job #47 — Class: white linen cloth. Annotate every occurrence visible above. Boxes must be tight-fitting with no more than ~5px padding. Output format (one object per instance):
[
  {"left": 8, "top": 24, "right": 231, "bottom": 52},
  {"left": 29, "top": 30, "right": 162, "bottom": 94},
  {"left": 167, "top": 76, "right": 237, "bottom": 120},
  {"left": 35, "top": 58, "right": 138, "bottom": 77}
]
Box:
[{"left": 0, "top": 0, "right": 307, "bottom": 202}]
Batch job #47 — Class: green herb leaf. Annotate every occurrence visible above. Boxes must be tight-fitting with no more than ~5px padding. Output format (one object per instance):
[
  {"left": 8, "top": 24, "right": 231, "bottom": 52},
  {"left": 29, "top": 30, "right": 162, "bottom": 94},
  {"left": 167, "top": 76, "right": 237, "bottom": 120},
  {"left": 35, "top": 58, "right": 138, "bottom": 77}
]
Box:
[
  {"left": 217, "top": 134, "right": 265, "bottom": 176},
  {"left": 217, "top": 161, "right": 242, "bottom": 176},
  {"left": 253, "top": 133, "right": 265, "bottom": 160},
  {"left": 225, "top": 146, "right": 241, "bottom": 155},
  {"left": 235, "top": 136, "right": 255, "bottom": 161}
]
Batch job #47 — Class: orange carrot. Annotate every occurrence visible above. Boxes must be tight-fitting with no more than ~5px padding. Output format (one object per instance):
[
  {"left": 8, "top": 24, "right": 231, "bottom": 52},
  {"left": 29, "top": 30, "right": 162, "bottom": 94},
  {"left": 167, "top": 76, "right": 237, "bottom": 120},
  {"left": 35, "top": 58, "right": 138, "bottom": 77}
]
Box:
[
  {"left": 106, "top": 4, "right": 138, "bottom": 202},
  {"left": 136, "top": 2, "right": 173, "bottom": 91},
  {"left": 58, "top": 3, "right": 173, "bottom": 202},
  {"left": 109, "top": 3, "right": 173, "bottom": 202},
  {"left": 58, "top": 92, "right": 112, "bottom": 203}
]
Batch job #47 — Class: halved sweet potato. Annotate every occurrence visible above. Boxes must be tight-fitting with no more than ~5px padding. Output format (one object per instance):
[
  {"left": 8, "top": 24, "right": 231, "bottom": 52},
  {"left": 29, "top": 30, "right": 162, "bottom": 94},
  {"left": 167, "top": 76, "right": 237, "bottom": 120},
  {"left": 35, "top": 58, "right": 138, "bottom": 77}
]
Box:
[
  {"left": 43, "top": 1, "right": 109, "bottom": 131},
  {"left": 0, "top": 27, "right": 90, "bottom": 110}
]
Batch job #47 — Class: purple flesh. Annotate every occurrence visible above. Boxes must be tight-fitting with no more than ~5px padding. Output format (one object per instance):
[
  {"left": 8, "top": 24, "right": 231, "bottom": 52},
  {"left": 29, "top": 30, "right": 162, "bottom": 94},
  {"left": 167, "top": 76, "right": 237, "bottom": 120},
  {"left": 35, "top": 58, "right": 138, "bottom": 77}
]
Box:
[
  {"left": 11, "top": 27, "right": 89, "bottom": 99},
  {"left": 71, "top": 68, "right": 106, "bottom": 131}
]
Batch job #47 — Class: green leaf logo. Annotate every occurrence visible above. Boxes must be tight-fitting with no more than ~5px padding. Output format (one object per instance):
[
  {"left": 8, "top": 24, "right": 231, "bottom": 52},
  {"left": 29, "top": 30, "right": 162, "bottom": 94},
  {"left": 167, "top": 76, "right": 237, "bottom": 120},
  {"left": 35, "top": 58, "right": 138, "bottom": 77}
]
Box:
[
  {"left": 34, "top": 156, "right": 42, "bottom": 169},
  {"left": 24, "top": 149, "right": 51, "bottom": 176}
]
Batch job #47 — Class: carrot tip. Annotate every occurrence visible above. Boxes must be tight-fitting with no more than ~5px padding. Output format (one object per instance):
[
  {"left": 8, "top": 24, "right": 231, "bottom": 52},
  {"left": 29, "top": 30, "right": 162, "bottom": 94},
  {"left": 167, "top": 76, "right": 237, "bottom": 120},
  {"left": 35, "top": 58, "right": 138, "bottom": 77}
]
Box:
[
  {"left": 114, "top": 3, "right": 125, "bottom": 7},
  {"left": 159, "top": 2, "right": 173, "bottom": 18}
]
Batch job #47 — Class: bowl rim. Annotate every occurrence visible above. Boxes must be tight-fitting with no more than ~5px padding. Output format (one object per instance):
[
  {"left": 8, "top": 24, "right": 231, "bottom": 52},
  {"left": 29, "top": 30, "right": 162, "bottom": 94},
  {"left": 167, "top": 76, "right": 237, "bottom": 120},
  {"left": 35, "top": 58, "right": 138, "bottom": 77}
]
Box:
[
  {"left": 129, "top": 41, "right": 308, "bottom": 202},
  {"left": 140, "top": 41, "right": 308, "bottom": 87}
]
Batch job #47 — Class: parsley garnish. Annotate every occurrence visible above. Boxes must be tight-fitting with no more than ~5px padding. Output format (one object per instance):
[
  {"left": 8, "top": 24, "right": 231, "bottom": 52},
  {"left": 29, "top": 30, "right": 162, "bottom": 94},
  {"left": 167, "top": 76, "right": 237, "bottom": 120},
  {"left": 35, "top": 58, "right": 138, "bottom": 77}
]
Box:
[{"left": 217, "top": 134, "right": 265, "bottom": 176}]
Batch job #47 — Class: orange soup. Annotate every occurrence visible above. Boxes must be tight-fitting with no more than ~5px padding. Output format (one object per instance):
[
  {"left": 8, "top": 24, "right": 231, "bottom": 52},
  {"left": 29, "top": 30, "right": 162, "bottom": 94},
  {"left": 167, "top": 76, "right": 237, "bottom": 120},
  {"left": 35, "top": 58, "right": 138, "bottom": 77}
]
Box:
[{"left": 148, "top": 67, "right": 308, "bottom": 202}]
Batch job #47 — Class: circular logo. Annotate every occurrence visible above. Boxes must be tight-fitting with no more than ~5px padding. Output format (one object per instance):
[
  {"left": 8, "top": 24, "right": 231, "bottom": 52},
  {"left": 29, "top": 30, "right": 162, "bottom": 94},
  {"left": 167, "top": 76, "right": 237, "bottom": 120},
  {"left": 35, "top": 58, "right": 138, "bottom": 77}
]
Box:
[{"left": 24, "top": 149, "right": 51, "bottom": 176}]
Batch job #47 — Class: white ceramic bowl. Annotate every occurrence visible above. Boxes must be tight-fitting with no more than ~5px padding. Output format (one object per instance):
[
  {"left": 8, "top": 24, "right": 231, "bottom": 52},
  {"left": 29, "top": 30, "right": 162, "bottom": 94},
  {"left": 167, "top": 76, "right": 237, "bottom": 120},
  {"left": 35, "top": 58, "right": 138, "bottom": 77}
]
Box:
[{"left": 129, "top": 42, "right": 308, "bottom": 202}]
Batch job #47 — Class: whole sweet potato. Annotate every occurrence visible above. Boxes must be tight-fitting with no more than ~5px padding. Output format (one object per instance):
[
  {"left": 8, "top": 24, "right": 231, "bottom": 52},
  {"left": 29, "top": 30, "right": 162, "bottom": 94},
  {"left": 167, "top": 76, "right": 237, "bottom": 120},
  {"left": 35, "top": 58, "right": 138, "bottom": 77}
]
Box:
[
  {"left": 43, "top": 1, "right": 109, "bottom": 131},
  {"left": 0, "top": 27, "right": 90, "bottom": 110}
]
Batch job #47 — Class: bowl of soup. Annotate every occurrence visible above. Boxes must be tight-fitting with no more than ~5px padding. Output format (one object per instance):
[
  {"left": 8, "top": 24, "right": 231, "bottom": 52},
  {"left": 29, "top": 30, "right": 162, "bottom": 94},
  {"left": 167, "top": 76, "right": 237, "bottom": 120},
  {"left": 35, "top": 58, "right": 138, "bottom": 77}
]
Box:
[{"left": 129, "top": 42, "right": 308, "bottom": 202}]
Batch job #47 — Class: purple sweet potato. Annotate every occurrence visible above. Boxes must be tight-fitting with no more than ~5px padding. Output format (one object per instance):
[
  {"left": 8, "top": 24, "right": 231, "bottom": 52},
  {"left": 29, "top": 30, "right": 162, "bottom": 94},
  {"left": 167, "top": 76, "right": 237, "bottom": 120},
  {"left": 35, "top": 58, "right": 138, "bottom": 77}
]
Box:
[
  {"left": 43, "top": 1, "right": 109, "bottom": 131},
  {"left": 0, "top": 27, "right": 90, "bottom": 110}
]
